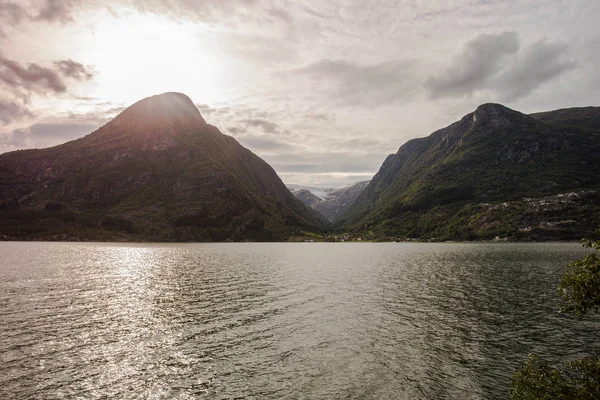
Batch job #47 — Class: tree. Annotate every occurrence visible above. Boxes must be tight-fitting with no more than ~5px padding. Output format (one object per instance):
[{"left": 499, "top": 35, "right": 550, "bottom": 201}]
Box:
[
  {"left": 510, "top": 239, "right": 600, "bottom": 399},
  {"left": 558, "top": 239, "right": 600, "bottom": 315}
]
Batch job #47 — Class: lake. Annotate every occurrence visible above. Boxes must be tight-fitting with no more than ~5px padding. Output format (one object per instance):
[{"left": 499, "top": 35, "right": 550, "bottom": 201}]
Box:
[{"left": 1, "top": 242, "right": 598, "bottom": 399}]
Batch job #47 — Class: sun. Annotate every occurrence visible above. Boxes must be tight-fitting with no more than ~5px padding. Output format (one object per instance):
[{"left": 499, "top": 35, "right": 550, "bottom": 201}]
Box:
[{"left": 80, "top": 12, "right": 228, "bottom": 107}]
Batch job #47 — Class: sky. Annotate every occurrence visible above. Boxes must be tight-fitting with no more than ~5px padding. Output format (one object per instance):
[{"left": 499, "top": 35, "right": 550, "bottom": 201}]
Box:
[{"left": 0, "top": 0, "right": 599, "bottom": 188}]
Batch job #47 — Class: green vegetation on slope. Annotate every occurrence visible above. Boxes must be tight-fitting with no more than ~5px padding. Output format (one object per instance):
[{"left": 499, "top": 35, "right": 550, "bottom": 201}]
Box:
[
  {"left": 0, "top": 93, "right": 326, "bottom": 241},
  {"left": 337, "top": 104, "right": 600, "bottom": 241}
]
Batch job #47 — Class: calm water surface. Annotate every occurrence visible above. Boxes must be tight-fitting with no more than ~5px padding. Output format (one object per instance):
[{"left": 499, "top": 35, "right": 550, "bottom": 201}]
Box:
[{"left": 1, "top": 242, "right": 599, "bottom": 399}]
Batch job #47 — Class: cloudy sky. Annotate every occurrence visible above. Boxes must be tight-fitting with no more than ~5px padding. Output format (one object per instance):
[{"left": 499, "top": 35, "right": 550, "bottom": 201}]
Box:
[{"left": 1, "top": 0, "right": 599, "bottom": 187}]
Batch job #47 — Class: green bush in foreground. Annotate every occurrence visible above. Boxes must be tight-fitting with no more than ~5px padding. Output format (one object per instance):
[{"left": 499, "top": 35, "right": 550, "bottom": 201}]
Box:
[
  {"left": 512, "top": 354, "right": 600, "bottom": 400},
  {"left": 511, "top": 239, "right": 600, "bottom": 399},
  {"left": 559, "top": 240, "right": 600, "bottom": 316}
]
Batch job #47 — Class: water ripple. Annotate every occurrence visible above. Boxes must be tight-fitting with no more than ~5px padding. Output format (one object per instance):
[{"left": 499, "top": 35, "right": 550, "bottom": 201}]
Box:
[{"left": 1, "top": 242, "right": 599, "bottom": 399}]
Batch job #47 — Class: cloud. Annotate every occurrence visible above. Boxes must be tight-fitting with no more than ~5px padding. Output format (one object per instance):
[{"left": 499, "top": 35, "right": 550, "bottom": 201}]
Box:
[
  {"left": 201, "top": 103, "right": 287, "bottom": 138},
  {"left": 425, "top": 32, "right": 576, "bottom": 101},
  {"left": 196, "top": 103, "right": 217, "bottom": 116},
  {"left": 0, "top": 56, "right": 67, "bottom": 93},
  {"left": 54, "top": 59, "right": 94, "bottom": 80},
  {"left": 226, "top": 126, "right": 245, "bottom": 135},
  {"left": 0, "top": 99, "right": 122, "bottom": 153},
  {"left": 425, "top": 31, "right": 520, "bottom": 98},
  {"left": 0, "top": 52, "right": 95, "bottom": 126},
  {"left": 36, "top": 0, "right": 74, "bottom": 23},
  {"left": 0, "top": 1, "right": 595, "bottom": 189},
  {"left": 237, "top": 136, "right": 294, "bottom": 152},
  {"left": 194, "top": 98, "right": 390, "bottom": 187},
  {"left": 0, "top": 2, "right": 26, "bottom": 25},
  {"left": 265, "top": 151, "right": 384, "bottom": 174},
  {"left": 493, "top": 39, "right": 577, "bottom": 101},
  {"left": 1, "top": 127, "right": 33, "bottom": 148},
  {"left": 0, "top": 100, "right": 33, "bottom": 125},
  {"left": 240, "top": 118, "right": 279, "bottom": 133},
  {"left": 0, "top": 0, "right": 75, "bottom": 28},
  {"left": 307, "top": 113, "right": 331, "bottom": 122},
  {"left": 0, "top": 53, "right": 97, "bottom": 144},
  {"left": 131, "top": 0, "right": 262, "bottom": 21},
  {"left": 0, "top": 54, "right": 94, "bottom": 96},
  {"left": 0, "top": 0, "right": 281, "bottom": 29},
  {"left": 279, "top": 172, "right": 374, "bottom": 188},
  {"left": 222, "top": 116, "right": 287, "bottom": 154},
  {"left": 28, "top": 122, "right": 97, "bottom": 143},
  {"left": 0, "top": 121, "right": 98, "bottom": 152},
  {"left": 290, "top": 58, "right": 418, "bottom": 107}
]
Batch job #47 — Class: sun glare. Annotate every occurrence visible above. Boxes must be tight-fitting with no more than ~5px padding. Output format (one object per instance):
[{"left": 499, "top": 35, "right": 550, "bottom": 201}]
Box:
[{"left": 82, "top": 13, "right": 227, "bottom": 107}]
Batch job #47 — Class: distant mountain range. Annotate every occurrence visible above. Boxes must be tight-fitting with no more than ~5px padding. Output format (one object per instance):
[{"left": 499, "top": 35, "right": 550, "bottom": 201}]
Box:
[
  {"left": 337, "top": 104, "right": 600, "bottom": 241},
  {"left": 288, "top": 181, "right": 370, "bottom": 222},
  {"left": 1, "top": 95, "right": 599, "bottom": 241},
  {"left": 0, "top": 92, "right": 325, "bottom": 241}
]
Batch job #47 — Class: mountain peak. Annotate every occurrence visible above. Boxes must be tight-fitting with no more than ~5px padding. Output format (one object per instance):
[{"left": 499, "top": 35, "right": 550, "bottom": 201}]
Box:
[
  {"left": 472, "top": 103, "right": 521, "bottom": 125},
  {"left": 110, "top": 92, "right": 206, "bottom": 130}
]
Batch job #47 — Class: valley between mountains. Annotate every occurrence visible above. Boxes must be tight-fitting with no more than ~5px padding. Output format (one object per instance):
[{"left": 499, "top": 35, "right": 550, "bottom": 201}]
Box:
[{"left": 1, "top": 92, "right": 599, "bottom": 242}]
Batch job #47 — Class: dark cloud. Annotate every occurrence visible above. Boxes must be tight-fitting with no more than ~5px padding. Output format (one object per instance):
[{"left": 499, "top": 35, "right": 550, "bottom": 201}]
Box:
[
  {"left": 0, "top": 54, "right": 95, "bottom": 101},
  {"left": 240, "top": 118, "right": 279, "bottom": 133},
  {"left": 424, "top": 31, "right": 520, "bottom": 99},
  {"left": 290, "top": 58, "right": 417, "bottom": 106},
  {"left": 226, "top": 126, "right": 245, "bottom": 135},
  {"left": 0, "top": 100, "right": 33, "bottom": 125},
  {"left": 425, "top": 32, "right": 576, "bottom": 101},
  {"left": 0, "top": 56, "right": 67, "bottom": 93},
  {"left": 54, "top": 59, "right": 94, "bottom": 80}
]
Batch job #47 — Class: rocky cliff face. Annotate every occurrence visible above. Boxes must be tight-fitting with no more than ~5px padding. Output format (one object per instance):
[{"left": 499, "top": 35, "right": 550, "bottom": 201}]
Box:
[
  {"left": 0, "top": 92, "right": 326, "bottom": 241},
  {"left": 338, "top": 104, "right": 600, "bottom": 240}
]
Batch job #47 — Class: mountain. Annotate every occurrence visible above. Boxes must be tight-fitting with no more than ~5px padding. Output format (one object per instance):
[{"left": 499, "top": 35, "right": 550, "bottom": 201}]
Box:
[
  {"left": 291, "top": 181, "right": 370, "bottom": 222},
  {"left": 0, "top": 92, "right": 326, "bottom": 241},
  {"left": 319, "top": 181, "right": 370, "bottom": 222},
  {"left": 292, "top": 189, "right": 324, "bottom": 209},
  {"left": 337, "top": 104, "right": 600, "bottom": 241}
]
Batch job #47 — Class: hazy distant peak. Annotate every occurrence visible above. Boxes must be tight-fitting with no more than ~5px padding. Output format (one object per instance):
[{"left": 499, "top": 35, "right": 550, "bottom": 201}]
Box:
[
  {"left": 290, "top": 180, "right": 371, "bottom": 222},
  {"left": 110, "top": 92, "right": 206, "bottom": 130}
]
